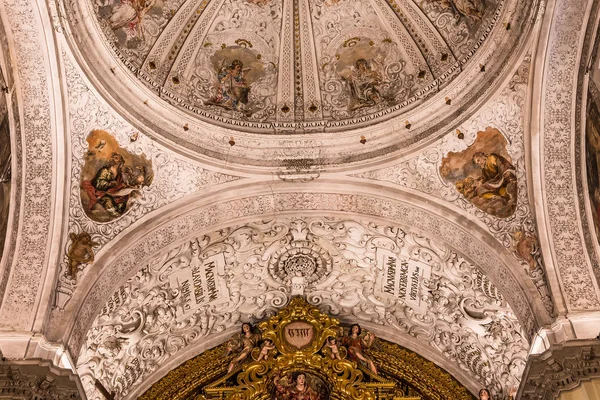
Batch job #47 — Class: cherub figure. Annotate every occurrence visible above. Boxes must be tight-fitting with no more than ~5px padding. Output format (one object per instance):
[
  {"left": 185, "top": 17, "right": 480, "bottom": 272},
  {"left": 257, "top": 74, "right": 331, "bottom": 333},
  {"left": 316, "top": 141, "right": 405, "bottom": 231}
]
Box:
[
  {"left": 512, "top": 231, "right": 539, "bottom": 271},
  {"left": 66, "top": 232, "right": 99, "bottom": 278},
  {"left": 256, "top": 338, "right": 275, "bottom": 361},
  {"left": 325, "top": 336, "right": 341, "bottom": 360}
]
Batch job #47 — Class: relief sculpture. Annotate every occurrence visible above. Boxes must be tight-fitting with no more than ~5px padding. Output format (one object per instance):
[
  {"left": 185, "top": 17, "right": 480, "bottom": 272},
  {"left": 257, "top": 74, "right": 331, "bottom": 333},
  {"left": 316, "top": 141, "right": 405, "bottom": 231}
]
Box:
[
  {"left": 272, "top": 371, "right": 328, "bottom": 400},
  {"left": 226, "top": 322, "right": 262, "bottom": 373},
  {"left": 440, "top": 127, "right": 517, "bottom": 218}
]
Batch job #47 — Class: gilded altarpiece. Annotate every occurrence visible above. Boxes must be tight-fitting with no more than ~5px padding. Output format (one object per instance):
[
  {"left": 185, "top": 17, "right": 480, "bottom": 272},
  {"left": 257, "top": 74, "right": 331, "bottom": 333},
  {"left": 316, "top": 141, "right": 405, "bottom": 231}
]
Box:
[{"left": 141, "top": 298, "right": 475, "bottom": 400}]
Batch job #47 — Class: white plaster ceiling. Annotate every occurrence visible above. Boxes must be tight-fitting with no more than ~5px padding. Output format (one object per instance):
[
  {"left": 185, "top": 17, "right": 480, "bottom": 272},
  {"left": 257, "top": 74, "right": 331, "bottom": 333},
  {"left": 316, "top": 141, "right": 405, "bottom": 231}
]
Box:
[
  {"left": 76, "top": 216, "right": 530, "bottom": 399},
  {"left": 63, "top": 0, "right": 542, "bottom": 167},
  {"left": 8, "top": 1, "right": 600, "bottom": 400}
]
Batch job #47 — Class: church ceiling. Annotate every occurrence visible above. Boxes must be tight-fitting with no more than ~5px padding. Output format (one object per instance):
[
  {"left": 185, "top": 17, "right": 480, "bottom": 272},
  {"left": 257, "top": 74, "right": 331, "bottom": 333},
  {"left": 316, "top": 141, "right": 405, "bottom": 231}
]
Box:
[
  {"left": 91, "top": 0, "right": 497, "bottom": 130},
  {"left": 5, "top": 0, "right": 600, "bottom": 399},
  {"left": 63, "top": 0, "right": 541, "bottom": 166},
  {"left": 41, "top": 38, "right": 550, "bottom": 400},
  {"left": 76, "top": 216, "right": 528, "bottom": 399}
]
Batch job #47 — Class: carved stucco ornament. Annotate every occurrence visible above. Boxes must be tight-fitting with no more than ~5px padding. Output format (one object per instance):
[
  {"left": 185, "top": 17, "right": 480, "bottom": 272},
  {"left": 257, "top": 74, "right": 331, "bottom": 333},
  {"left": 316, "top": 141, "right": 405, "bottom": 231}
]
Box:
[
  {"left": 76, "top": 217, "right": 529, "bottom": 400},
  {"left": 52, "top": 53, "right": 241, "bottom": 310},
  {"left": 354, "top": 54, "right": 556, "bottom": 319},
  {"left": 138, "top": 298, "right": 473, "bottom": 400}
]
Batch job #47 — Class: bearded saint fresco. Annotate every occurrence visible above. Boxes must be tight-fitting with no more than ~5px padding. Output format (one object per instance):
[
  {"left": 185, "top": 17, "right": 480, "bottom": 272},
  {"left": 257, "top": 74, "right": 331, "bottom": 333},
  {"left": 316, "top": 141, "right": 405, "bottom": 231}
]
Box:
[
  {"left": 440, "top": 127, "right": 517, "bottom": 218},
  {"left": 80, "top": 130, "right": 153, "bottom": 222},
  {"left": 334, "top": 38, "right": 405, "bottom": 113},
  {"left": 344, "top": 59, "right": 383, "bottom": 111}
]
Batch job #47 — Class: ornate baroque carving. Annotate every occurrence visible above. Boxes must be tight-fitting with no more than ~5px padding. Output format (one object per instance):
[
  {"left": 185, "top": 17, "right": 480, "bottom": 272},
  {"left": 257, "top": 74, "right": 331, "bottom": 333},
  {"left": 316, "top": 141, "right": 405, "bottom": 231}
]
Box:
[
  {"left": 521, "top": 340, "right": 600, "bottom": 399},
  {"left": 542, "top": 0, "right": 600, "bottom": 309},
  {"left": 0, "top": 0, "right": 54, "bottom": 330},
  {"left": 53, "top": 53, "right": 240, "bottom": 310},
  {"left": 0, "top": 358, "right": 83, "bottom": 399},
  {"left": 355, "top": 53, "right": 556, "bottom": 318},
  {"left": 138, "top": 304, "right": 473, "bottom": 400},
  {"left": 67, "top": 192, "right": 539, "bottom": 368},
  {"left": 76, "top": 217, "right": 529, "bottom": 399}
]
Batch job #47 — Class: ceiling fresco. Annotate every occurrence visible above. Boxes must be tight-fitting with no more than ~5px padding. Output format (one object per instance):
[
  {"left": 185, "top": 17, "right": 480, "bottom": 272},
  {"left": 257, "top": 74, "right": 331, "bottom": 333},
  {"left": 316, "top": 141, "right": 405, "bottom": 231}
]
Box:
[
  {"left": 58, "top": 0, "right": 542, "bottom": 169},
  {"left": 53, "top": 53, "right": 240, "bottom": 310},
  {"left": 76, "top": 217, "right": 528, "bottom": 400},
  {"left": 90, "top": 0, "right": 496, "bottom": 132}
]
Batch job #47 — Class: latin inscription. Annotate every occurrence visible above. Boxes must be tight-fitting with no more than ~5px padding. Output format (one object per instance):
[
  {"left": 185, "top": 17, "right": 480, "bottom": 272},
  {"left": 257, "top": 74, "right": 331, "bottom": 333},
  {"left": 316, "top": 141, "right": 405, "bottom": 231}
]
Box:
[
  {"left": 168, "top": 253, "right": 228, "bottom": 319},
  {"left": 376, "top": 248, "right": 431, "bottom": 314}
]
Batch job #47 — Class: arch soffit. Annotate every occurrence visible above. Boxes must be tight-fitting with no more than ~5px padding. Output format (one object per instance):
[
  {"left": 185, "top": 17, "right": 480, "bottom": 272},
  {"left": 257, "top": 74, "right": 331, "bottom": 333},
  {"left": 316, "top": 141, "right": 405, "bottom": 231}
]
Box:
[
  {"left": 0, "top": 0, "right": 66, "bottom": 333},
  {"left": 529, "top": 0, "right": 600, "bottom": 315},
  {"left": 59, "top": 180, "right": 545, "bottom": 358}
]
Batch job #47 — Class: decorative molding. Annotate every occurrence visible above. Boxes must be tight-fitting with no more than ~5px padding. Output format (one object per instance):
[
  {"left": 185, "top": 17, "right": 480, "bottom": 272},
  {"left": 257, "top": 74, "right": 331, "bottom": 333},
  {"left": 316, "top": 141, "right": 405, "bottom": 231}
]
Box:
[
  {"left": 0, "top": 358, "right": 84, "bottom": 399},
  {"left": 540, "top": 0, "right": 600, "bottom": 310},
  {"left": 576, "top": 0, "right": 600, "bottom": 302},
  {"left": 0, "top": 0, "right": 56, "bottom": 330},
  {"left": 76, "top": 216, "right": 529, "bottom": 399},
  {"left": 354, "top": 52, "right": 556, "bottom": 319},
  {"left": 521, "top": 339, "right": 600, "bottom": 399}
]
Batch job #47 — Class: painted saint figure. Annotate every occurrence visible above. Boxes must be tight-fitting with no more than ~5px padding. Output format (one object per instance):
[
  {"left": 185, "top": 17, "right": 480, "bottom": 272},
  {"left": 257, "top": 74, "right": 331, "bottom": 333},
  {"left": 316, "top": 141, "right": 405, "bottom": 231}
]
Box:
[
  {"left": 108, "top": 0, "right": 157, "bottom": 36},
  {"left": 81, "top": 152, "right": 144, "bottom": 218},
  {"left": 226, "top": 322, "right": 261, "bottom": 373},
  {"left": 345, "top": 59, "right": 382, "bottom": 111},
  {"left": 470, "top": 152, "right": 516, "bottom": 202},
  {"left": 340, "top": 324, "right": 378, "bottom": 374},
  {"left": 273, "top": 372, "right": 321, "bottom": 400},
  {"left": 211, "top": 59, "right": 251, "bottom": 112},
  {"left": 453, "top": 151, "right": 517, "bottom": 217}
]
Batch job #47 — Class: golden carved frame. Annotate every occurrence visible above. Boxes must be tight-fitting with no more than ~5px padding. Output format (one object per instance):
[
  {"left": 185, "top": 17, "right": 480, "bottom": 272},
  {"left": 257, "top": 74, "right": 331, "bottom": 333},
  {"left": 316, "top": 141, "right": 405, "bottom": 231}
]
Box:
[{"left": 140, "top": 298, "right": 474, "bottom": 400}]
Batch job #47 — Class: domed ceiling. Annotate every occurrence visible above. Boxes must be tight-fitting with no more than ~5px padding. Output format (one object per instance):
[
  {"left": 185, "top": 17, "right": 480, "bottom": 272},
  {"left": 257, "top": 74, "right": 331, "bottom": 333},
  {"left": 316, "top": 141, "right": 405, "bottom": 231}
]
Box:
[
  {"left": 67, "top": 0, "right": 539, "bottom": 166},
  {"left": 94, "top": 0, "right": 495, "bottom": 131}
]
